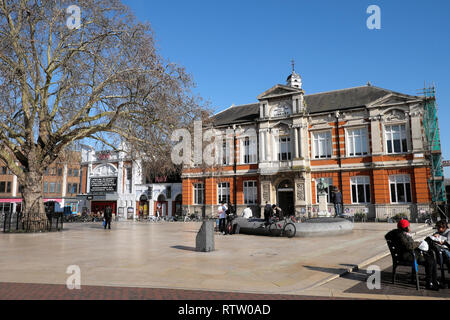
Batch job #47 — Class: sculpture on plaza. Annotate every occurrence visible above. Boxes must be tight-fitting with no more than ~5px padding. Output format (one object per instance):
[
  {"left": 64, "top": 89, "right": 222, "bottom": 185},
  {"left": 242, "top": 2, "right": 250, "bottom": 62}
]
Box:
[{"left": 317, "top": 178, "right": 329, "bottom": 196}]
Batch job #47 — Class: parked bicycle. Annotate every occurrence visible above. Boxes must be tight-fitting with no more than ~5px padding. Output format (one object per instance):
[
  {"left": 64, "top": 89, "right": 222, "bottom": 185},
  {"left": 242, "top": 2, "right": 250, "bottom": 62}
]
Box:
[
  {"left": 148, "top": 215, "right": 162, "bottom": 223},
  {"left": 268, "top": 216, "right": 296, "bottom": 238},
  {"left": 184, "top": 213, "right": 201, "bottom": 222}
]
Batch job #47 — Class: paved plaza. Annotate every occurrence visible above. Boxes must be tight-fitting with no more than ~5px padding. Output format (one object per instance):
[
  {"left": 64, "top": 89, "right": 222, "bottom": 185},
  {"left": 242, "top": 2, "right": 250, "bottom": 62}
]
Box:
[{"left": 0, "top": 221, "right": 448, "bottom": 300}]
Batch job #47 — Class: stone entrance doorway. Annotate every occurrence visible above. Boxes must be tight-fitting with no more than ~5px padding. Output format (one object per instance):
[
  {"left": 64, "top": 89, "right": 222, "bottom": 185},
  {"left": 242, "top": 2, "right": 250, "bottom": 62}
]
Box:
[{"left": 277, "top": 180, "right": 294, "bottom": 217}]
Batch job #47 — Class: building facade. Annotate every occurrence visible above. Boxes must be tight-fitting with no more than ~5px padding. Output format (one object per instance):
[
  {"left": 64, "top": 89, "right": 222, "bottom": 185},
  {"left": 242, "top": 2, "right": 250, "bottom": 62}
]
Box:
[
  {"left": 182, "top": 71, "right": 436, "bottom": 221},
  {"left": 0, "top": 152, "right": 82, "bottom": 215},
  {"left": 77, "top": 145, "right": 182, "bottom": 220}
]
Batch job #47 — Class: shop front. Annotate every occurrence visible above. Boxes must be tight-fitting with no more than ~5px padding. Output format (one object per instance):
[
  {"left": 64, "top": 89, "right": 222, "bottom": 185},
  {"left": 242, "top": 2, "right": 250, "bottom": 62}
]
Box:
[{"left": 91, "top": 201, "right": 117, "bottom": 215}]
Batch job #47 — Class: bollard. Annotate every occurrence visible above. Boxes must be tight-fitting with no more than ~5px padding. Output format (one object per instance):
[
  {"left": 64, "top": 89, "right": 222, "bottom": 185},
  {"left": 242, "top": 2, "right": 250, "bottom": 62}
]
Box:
[{"left": 196, "top": 220, "right": 215, "bottom": 252}]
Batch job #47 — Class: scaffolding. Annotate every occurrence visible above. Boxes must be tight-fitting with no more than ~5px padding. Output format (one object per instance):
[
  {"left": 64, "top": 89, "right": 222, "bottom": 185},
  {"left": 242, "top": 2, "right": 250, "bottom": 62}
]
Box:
[{"left": 420, "top": 84, "right": 447, "bottom": 220}]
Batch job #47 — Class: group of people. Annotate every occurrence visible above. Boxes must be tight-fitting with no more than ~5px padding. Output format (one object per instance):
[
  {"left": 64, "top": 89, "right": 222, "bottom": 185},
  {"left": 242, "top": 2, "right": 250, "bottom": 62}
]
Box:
[
  {"left": 386, "top": 218, "right": 450, "bottom": 291},
  {"left": 90, "top": 206, "right": 113, "bottom": 229},
  {"left": 263, "top": 202, "right": 283, "bottom": 225},
  {"left": 217, "top": 201, "right": 235, "bottom": 235}
]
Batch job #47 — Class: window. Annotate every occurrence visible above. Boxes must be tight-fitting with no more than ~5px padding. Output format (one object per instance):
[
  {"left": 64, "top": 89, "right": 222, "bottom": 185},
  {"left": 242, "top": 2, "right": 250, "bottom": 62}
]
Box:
[
  {"left": 0, "top": 182, "right": 5, "bottom": 193},
  {"left": 6, "top": 182, "right": 11, "bottom": 193},
  {"left": 193, "top": 183, "right": 204, "bottom": 205},
  {"left": 242, "top": 137, "right": 257, "bottom": 164},
  {"left": 44, "top": 168, "right": 49, "bottom": 176},
  {"left": 385, "top": 124, "right": 408, "bottom": 154},
  {"left": 389, "top": 175, "right": 412, "bottom": 203},
  {"left": 72, "top": 184, "right": 78, "bottom": 194},
  {"left": 73, "top": 169, "right": 79, "bottom": 177},
  {"left": 44, "top": 182, "right": 48, "bottom": 193},
  {"left": 51, "top": 168, "right": 57, "bottom": 176},
  {"left": 57, "top": 183, "right": 61, "bottom": 193},
  {"left": 347, "top": 128, "right": 368, "bottom": 156},
  {"left": 68, "top": 168, "right": 72, "bottom": 176},
  {"left": 1, "top": 167, "right": 7, "bottom": 175},
  {"left": 222, "top": 141, "right": 230, "bottom": 165},
  {"left": 125, "top": 167, "right": 132, "bottom": 194},
  {"left": 313, "top": 131, "right": 332, "bottom": 159},
  {"left": 49, "top": 183, "right": 56, "bottom": 193},
  {"left": 278, "top": 136, "right": 292, "bottom": 161},
  {"left": 67, "top": 183, "right": 72, "bottom": 194},
  {"left": 316, "top": 177, "right": 333, "bottom": 203},
  {"left": 217, "top": 182, "right": 230, "bottom": 204},
  {"left": 58, "top": 168, "right": 63, "bottom": 176},
  {"left": 350, "top": 176, "right": 371, "bottom": 204},
  {"left": 243, "top": 181, "right": 258, "bottom": 204}
]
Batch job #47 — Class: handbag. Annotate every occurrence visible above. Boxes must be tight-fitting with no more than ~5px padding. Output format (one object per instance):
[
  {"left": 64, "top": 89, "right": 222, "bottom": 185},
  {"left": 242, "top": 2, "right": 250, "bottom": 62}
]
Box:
[{"left": 102, "top": 220, "right": 106, "bottom": 227}]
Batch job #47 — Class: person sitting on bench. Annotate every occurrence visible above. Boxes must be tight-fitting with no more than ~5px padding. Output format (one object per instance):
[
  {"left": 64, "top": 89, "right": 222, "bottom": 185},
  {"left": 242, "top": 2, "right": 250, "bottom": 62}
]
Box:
[{"left": 386, "top": 219, "right": 440, "bottom": 290}]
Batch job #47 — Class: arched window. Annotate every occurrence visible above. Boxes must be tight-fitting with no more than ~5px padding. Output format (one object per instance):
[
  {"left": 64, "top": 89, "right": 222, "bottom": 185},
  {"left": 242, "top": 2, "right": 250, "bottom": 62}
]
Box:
[{"left": 92, "top": 164, "right": 118, "bottom": 177}]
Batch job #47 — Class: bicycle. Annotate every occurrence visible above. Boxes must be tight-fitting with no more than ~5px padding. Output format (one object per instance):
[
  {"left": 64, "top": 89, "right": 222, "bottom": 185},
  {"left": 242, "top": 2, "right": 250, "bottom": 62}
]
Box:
[
  {"left": 268, "top": 216, "right": 296, "bottom": 238},
  {"left": 149, "top": 215, "right": 162, "bottom": 223}
]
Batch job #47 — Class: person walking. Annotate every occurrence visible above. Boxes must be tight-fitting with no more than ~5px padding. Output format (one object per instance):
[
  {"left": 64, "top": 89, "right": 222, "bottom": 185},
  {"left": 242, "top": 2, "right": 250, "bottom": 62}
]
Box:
[
  {"left": 264, "top": 202, "right": 273, "bottom": 225},
  {"left": 104, "top": 206, "right": 113, "bottom": 230},
  {"left": 332, "top": 187, "right": 343, "bottom": 217},
  {"left": 218, "top": 202, "right": 226, "bottom": 235}
]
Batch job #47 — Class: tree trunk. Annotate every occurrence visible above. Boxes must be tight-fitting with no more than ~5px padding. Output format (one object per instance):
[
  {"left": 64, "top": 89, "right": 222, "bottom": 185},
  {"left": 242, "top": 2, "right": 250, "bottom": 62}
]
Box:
[{"left": 21, "top": 171, "right": 47, "bottom": 232}]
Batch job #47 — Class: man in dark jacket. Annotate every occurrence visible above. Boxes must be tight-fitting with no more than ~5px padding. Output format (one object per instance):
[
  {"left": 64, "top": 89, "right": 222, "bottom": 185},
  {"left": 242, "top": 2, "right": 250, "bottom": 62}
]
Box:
[
  {"left": 104, "top": 206, "right": 113, "bottom": 230},
  {"left": 264, "top": 202, "right": 272, "bottom": 225},
  {"left": 385, "top": 219, "right": 439, "bottom": 290},
  {"left": 331, "top": 187, "right": 343, "bottom": 217}
]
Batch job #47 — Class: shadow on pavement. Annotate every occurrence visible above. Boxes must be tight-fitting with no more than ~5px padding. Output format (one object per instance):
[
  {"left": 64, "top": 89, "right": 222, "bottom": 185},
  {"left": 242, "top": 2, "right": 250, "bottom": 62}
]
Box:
[
  {"left": 343, "top": 265, "right": 450, "bottom": 298},
  {"left": 171, "top": 245, "right": 197, "bottom": 252},
  {"left": 304, "top": 266, "right": 349, "bottom": 275}
]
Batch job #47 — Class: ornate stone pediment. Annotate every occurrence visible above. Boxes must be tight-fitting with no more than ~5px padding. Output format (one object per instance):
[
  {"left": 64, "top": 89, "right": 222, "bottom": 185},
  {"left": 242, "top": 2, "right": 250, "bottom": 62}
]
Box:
[
  {"left": 257, "top": 84, "right": 303, "bottom": 100},
  {"left": 368, "top": 93, "right": 419, "bottom": 108}
]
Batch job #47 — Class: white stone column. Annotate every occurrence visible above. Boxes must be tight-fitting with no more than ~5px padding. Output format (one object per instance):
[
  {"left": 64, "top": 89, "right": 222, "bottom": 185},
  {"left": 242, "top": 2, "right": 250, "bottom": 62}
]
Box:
[
  {"left": 272, "top": 131, "right": 278, "bottom": 161},
  {"left": 299, "top": 125, "right": 305, "bottom": 159},
  {"left": 118, "top": 161, "right": 124, "bottom": 194},
  {"left": 264, "top": 131, "right": 270, "bottom": 161},
  {"left": 294, "top": 127, "right": 299, "bottom": 158},
  {"left": 411, "top": 112, "right": 424, "bottom": 152},
  {"left": 259, "top": 131, "right": 265, "bottom": 161},
  {"left": 370, "top": 117, "right": 383, "bottom": 155}
]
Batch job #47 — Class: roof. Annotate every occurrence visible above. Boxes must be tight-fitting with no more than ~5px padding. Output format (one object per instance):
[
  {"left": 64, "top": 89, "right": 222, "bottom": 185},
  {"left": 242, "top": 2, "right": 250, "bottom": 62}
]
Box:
[
  {"left": 212, "top": 103, "right": 260, "bottom": 126},
  {"left": 210, "top": 85, "right": 421, "bottom": 126}
]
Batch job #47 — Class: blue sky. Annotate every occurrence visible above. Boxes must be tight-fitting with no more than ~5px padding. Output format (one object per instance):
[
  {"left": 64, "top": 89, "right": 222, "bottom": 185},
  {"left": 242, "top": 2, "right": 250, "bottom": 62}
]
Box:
[{"left": 123, "top": 0, "right": 450, "bottom": 175}]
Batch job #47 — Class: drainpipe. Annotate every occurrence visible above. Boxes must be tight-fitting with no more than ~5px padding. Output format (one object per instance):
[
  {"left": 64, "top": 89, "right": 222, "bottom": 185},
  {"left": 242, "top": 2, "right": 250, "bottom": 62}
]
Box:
[
  {"left": 233, "top": 124, "right": 237, "bottom": 214},
  {"left": 335, "top": 111, "right": 343, "bottom": 192}
]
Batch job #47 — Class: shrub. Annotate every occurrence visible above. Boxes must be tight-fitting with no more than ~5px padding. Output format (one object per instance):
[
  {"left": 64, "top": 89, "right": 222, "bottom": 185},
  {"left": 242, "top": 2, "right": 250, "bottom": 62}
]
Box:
[
  {"left": 354, "top": 212, "right": 367, "bottom": 222},
  {"left": 392, "top": 213, "right": 408, "bottom": 222}
]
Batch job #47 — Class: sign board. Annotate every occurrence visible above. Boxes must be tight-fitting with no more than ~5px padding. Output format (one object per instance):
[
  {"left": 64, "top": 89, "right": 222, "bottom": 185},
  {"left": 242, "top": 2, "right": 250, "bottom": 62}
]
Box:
[
  {"left": 442, "top": 160, "right": 450, "bottom": 167},
  {"left": 89, "top": 177, "right": 117, "bottom": 194}
]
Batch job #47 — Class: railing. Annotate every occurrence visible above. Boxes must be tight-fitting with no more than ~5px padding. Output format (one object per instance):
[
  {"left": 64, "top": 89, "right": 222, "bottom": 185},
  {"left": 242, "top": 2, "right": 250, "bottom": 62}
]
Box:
[{"left": 2, "top": 212, "right": 63, "bottom": 233}]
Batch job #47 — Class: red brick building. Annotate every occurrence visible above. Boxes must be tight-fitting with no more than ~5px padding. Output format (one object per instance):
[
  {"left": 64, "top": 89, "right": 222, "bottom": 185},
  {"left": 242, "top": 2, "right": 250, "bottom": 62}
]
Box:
[
  {"left": 182, "top": 71, "right": 436, "bottom": 221},
  {"left": 0, "top": 151, "right": 82, "bottom": 215}
]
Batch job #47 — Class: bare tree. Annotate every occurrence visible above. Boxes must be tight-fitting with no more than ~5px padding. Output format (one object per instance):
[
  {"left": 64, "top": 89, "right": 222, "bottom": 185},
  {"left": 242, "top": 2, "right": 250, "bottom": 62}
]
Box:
[{"left": 0, "top": 0, "right": 204, "bottom": 230}]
